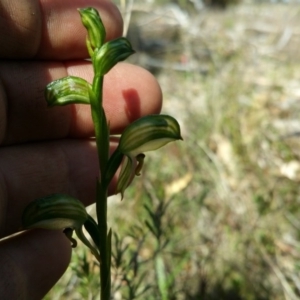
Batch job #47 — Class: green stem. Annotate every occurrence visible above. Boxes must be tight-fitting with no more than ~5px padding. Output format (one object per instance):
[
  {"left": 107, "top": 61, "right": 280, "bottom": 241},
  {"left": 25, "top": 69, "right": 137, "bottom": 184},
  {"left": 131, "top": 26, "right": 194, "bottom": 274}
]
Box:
[
  {"left": 90, "top": 74, "right": 111, "bottom": 299},
  {"left": 91, "top": 75, "right": 109, "bottom": 176},
  {"left": 92, "top": 75, "right": 102, "bottom": 106},
  {"left": 97, "top": 180, "right": 110, "bottom": 300}
]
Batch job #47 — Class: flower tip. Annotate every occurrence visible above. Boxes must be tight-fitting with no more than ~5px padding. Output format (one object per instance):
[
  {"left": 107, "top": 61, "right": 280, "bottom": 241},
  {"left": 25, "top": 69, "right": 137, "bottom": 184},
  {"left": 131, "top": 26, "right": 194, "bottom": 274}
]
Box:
[{"left": 77, "top": 8, "right": 85, "bottom": 15}]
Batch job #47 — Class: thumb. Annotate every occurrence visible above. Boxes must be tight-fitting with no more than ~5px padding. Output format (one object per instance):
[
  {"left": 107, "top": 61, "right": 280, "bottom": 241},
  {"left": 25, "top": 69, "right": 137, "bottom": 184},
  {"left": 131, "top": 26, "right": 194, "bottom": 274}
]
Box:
[{"left": 0, "top": 230, "right": 71, "bottom": 300}]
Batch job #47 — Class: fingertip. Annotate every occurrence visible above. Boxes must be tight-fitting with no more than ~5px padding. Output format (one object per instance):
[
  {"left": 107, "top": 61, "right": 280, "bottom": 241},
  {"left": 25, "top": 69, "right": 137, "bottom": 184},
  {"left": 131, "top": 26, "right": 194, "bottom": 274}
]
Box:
[
  {"left": 0, "top": 0, "right": 124, "bottom": 59},
  {"left": 103, "top": 63, "right": 163, "bottom": 133},
  {"left": 0, "top": 230, "right": 71, "bottom": 300},
  {"left": 38, "top": 0, "right": 124, "bottom": 59}
]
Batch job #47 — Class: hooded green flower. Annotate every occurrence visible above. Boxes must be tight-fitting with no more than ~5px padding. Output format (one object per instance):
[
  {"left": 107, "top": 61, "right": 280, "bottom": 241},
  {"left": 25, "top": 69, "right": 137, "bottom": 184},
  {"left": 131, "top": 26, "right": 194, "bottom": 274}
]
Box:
[
  {"left": 93, "top": 38, "right": 135, "bottom": 76},
  {"left": 79, "top": 7, "right": 106, "bottom": 55},
  {"left": 105, "top": 115, "right": 182, "bottom": 197},
  {"left": 45, "top": 76, "right": 91, "bottom": 107}
]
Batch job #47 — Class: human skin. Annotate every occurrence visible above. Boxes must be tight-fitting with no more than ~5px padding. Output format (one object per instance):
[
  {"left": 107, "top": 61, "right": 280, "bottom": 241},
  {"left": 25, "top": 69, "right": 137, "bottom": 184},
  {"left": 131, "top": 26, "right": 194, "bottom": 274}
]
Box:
[{"left": 0, "top": 0, "right": 162, "bottom": 299}]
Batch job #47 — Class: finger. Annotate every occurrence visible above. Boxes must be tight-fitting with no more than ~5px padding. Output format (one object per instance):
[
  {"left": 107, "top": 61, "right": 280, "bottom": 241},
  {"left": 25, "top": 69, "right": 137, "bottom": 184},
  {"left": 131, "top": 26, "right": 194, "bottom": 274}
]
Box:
[
  {"left": 0, "top": 230, "right": 71, "bottom": 300},
  {"left": 0, "top": 139, "right": 103, "bottom": 237},
  {"left": 0, "top": 0, "right": 123, "bottom": 59},
  {"left": 0, "top": 62, "right": 162, "bottom": 145}
]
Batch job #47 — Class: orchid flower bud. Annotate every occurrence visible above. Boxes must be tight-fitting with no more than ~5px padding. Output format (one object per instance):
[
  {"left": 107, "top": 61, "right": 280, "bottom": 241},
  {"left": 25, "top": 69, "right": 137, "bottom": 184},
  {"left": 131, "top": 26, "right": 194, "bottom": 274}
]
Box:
[
  {"left": 78, "top": 7, "right": 106, "bottom": 54},
  {"left": 22, "top": 194, "right": 88, "bottom": 231},
  {"left": 105, "top": 115, "right": 182, "bottom": 197},
  {"left": 22, "top": 194, "right": 101, "bottom": 260},
  {"left": 93, "top": 38, "right": 135, "bottom": 76},
  {"left": 119, "top": 114, "right": 182, "bottom": 156},
  {"left": 45, "top": 76, "right": 92, "bottom": 107}
]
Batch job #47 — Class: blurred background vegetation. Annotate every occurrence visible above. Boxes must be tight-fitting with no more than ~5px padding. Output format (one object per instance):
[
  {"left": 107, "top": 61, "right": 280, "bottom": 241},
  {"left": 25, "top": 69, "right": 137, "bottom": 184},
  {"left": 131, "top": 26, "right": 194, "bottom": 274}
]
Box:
[{"left": 46, "top": 0, "right": 300, "bottom": 299}]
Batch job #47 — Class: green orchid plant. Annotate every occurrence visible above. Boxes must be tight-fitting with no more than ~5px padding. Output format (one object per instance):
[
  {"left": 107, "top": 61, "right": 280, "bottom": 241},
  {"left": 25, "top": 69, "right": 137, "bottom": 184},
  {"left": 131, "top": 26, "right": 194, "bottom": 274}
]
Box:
[{"left": 22, "top": 7, "right": 182, "bottom": 300}]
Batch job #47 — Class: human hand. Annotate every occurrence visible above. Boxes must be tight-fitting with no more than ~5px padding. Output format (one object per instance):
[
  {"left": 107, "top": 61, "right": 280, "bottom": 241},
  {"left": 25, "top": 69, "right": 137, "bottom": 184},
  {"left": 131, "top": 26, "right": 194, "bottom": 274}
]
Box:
[{"left": 0, "top": 1, "right": 162, "bottom": 299}]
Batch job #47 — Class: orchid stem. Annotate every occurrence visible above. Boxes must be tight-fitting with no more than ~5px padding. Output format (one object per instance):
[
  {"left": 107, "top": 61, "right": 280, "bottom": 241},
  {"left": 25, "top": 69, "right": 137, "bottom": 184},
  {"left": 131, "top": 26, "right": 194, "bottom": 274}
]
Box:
[{"left": 91, "top": 73, "right": 111, "bottom": 299}]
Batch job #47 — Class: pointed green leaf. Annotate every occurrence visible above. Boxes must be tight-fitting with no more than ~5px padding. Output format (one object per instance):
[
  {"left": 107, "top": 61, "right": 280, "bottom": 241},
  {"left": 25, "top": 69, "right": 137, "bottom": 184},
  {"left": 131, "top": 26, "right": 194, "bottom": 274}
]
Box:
[
  {"left": 78, "top": 7, "right": 106, "bottom": 52},
  {"left": 22, "top": 194, "right": 88, "bottom": 230},
  {"left": 116, "top": 153, "right": 145, "bottom": 197},
  {"left": 45, "top": 76, "right": 92, "bottom": 107},
  {"left": 104, "top": 148, "right": 124, "bottom": 187},
  {"left": 93, "top": 37, "right": 135, "bottom": 76},
  {"left": 84, "top": 215, "right": 101, "bottom": 248},
  {"left": 75, "top": 224, "right": 101, "bottom": 262},
  {"left": 155, "top": 255, "right": 169, "bottom": 300},
  {"left": 119, "top": 114, "right": 182, "bottom": 156},
  {"left": 115, "top": 156, "right": 134, "bottom": 199}
]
